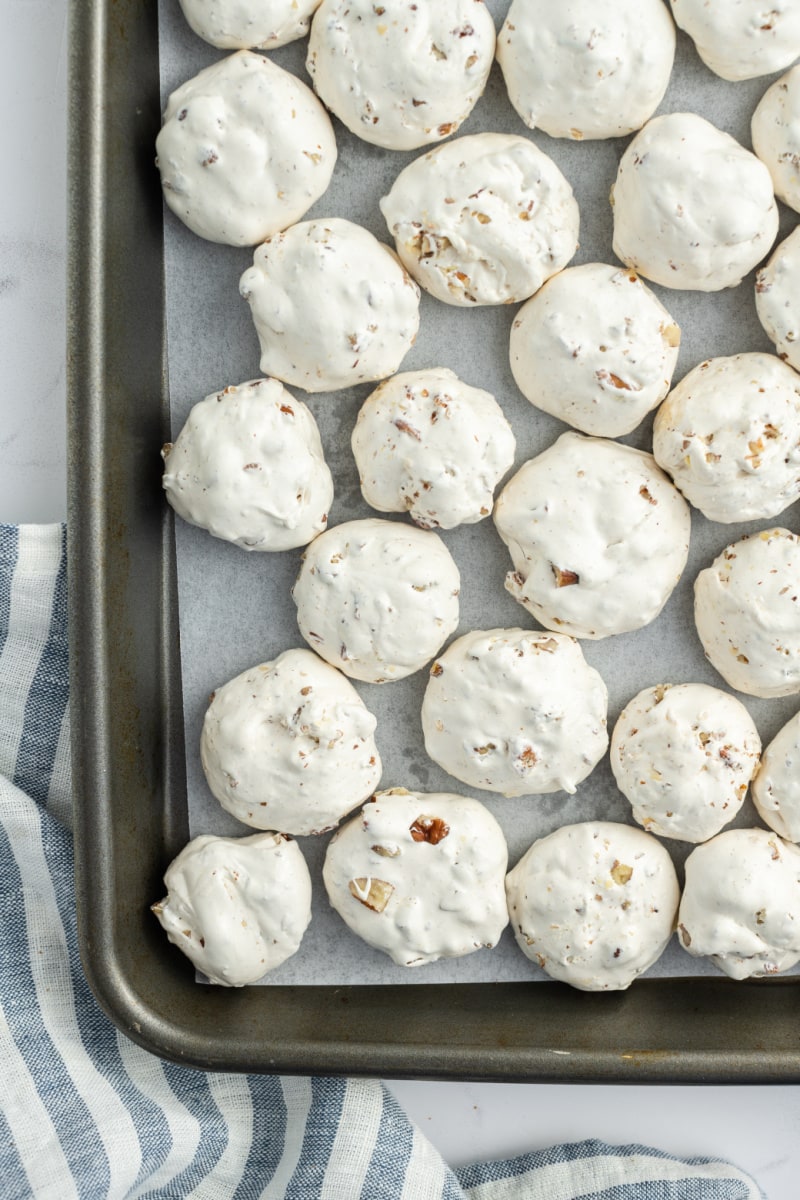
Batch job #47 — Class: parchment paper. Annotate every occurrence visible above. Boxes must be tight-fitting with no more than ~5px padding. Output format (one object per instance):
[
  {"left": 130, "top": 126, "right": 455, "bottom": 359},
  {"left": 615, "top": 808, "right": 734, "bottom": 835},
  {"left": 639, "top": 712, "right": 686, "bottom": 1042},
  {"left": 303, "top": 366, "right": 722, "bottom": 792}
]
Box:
[{"left": 158, "top": 0, "right": 800, "bottom": 984}]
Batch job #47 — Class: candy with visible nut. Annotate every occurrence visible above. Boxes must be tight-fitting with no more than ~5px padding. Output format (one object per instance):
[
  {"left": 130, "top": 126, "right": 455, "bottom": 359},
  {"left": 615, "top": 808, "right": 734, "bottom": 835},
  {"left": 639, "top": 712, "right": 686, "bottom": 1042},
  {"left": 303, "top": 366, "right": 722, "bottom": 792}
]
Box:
[
  {"left": 497, "top": 0, "right": 675, "bottom": 140},
  {"left": 177, "top": 0, "right": 323, "bottom": 50},
  {"left": 494, "top": 432, "right": 691, "bottom": 640},
  {"left": 752, "top": 709, "right": 800, "bottom": 843},
  {"left": 611, "top": 683, "right": 761, "bottom": 843},
  {"left": 505, "top": 821, "right": 680, "bottom": 991},
  {"left": 670, "top": 0, "right": 800, "bottom": 81},
  {"left": 652, "top": 353, "right": 800, "bottom": 523},
  {"left": 200, "top": 648, "right": 381, "bottom": 835},
  {"left": 380, "top": 133, "right": 579, "bottom": 306},
  {"left": 694, "top": 528, "right": 800, "bottom": 698},
  {"left": 351, "top": 368, "right": 515, "bottom": 530},
  {"left": 323, "top": 789, "right": 509, "bottom": 966},
  {"left": 755, "top": 228, "right": 800, "bottom": 373},
  {"left": 306, "top": 0, "right": 495, "bottom": 151},
  {"left": 156, "top": 51, "right": 336, "bottom": 246},
  {"left": 162, "top": 378, "right": 333, "bottom": 551},
  {"left": 292, "top": 518, "right": 460, "bottom": 683},
  {"left": 509, "top": 263, "right": 680, "bottom": 438},
  {"left": 421, "top": 628, "right": 608, "bottom": 797},
  {"left": 678, "top": 828, "right": 800, "bottom": 979}
]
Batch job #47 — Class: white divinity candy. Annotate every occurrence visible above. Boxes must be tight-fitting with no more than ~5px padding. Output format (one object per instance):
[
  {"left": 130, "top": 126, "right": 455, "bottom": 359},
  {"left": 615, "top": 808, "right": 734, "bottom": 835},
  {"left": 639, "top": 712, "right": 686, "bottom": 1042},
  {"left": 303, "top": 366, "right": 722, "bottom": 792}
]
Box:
[
  {"left": 421, "top": 628, "right": 608, "bottom": 797},
  {"left": 156, "top": 51, "right": 336, "bottom": 246},
  {"left": 162, "top": 379, "right": 333, "bottom": 552},
  {"left": 497, "top": 0, "right": 675, "bottom": 141},
  {"left": 240, "top": 218, "right": 420, "bottom": 393},
  {"left": 752, "top": 710, "right": 800, "bottom": 843},
  {"left": 177, "top": 0, "right": 322, "bottom": 50},
  {"left": 306, "top": 0, "right": 495, "bottom": 152},
  {"left": 610, "top": 683, "right": 761, "bottom": 844},
  {"left": 506, "top": 822, "right": 680, "bottom": 991},
  {"left": 380, "top": 133, "right": 579, "bottom": 307},
  {"left": 670, "top": 0, "right": 800, "bottom": 82},
  {"left": 494, "top": 432, "right": 691, "bottom": 640},
  {"left": 200, "top": 649, "right": 381, "bottom": 835},
  {"left": 611, "top": 112, "right": 779, "bottom": 291},
  {"left": 323, "top": 789, "right": 508, "bottom": 967},
  {"left": 152, "top": 832, "right": 312, "bottom": 986},
  {"left": 293, "top": 518, "right": 460, "bottom": 683},
  {"left": 510, "top": 263, "right": 681, "bottom": 438},
  {"left": 678, "top": 828, "right": 800, "bottom": 979},
  {"left": 652, "top": 353, "right": 800, "bottom": 524},
  {"left": 351, "top": 368, "right": 516, "bottom": 530},
  {"left": 752, "top": 65, "right": 800, "bottom": 213},
  {"left": 694, "top": 528, "right": 800, "bottom": 699},
  {"left": 755, "top": 227, "right": 800, "bottom": 373}
]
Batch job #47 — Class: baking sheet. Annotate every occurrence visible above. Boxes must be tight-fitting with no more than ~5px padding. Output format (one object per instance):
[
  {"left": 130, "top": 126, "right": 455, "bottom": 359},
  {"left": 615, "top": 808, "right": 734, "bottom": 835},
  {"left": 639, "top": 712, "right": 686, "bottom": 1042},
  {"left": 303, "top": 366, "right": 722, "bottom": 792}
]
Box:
[{"left": 158, "top": 0, "right": 800, "bottom": 986}]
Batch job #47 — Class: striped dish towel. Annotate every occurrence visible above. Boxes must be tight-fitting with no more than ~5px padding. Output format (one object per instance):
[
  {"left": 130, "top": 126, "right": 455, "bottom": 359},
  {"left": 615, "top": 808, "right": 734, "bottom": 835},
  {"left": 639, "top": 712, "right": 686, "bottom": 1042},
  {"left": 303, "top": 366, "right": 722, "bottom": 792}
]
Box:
[{"left": 0, "top": 523, "right": 763, "bottom": 1199}]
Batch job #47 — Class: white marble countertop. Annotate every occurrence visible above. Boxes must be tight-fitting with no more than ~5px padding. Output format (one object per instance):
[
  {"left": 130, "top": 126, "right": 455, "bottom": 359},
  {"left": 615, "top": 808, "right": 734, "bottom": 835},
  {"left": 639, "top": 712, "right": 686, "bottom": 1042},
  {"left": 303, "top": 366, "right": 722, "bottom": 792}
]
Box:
[{"left": 2, "top": 3, "right": 797, "bottom": 1195}]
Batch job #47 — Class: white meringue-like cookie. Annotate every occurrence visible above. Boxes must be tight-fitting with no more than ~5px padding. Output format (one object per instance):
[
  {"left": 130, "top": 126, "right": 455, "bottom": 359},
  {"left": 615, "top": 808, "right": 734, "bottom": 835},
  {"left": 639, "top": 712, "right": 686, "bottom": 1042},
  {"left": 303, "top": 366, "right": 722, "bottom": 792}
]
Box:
[
  {"left": 496, "top": 0, "right": 676, "bottom": 140},
  {"left": 670, "top": 0, "right": 800, "bottom": 82},
  {"left": 494, "top": 432, "right": 691, "bottom": 640},
  {"left": 752, "top": 65, "right": 800, "bottom": 212},
  {"left": 694, "top": 528, "right": 800, "bottom": 699},
  {"left": 755, "top": 227, "right": 800, "bottom": 372},
  {"left": 306, "top": 0, "right": 495, "bottom": 152},
  {"left": 752, "top": 710, "right": 800, "bottom": 842},
  {"left": 351, "top": 368, "right": 516, "bottom": 530},
  {"left": 652, "top": 352, "right": 800, "bottom": 524},
  {"left": 610, "top": 683, "right": 762, "bottom": 844},
  {"left": 156, "top": 51, "right": 336, "bottom": 247},
  {"left": 162, "top": 378, "right": 333, "bottom": 551},
  {"left": 151, "top": 831, "right": 312, "bottom": 985},
  {"left": 177, "top": 0, "right": 322, "bottom": 49},
  {"left": 379, "top": 133, "right": 579, "bottom": 307},
  {"left": 200, "top": 648, "right": 382, "bottom": 834},
  {"left": 611, "top": 112, "right": 779, "bottom": 291},
  {"left": 509, "top": 263, "right": 681, "bottom": 438},
  {"left": 421, "top": 628, "right": 608, "bottom": 797},
  {"left": 677, "top": 828, "right": 800, "bottom": 979},
  {"left": 292, "top": 518, "right": 460, "bottom": 683},
  {"left": 322, "top": 788, "right": 509, "bottom": 966},
  {"left": 239, "top": 218, "right": 420, "bottom": 393},
  {"left": 506, "top": 822, "right": 680, "bottom": 991}
]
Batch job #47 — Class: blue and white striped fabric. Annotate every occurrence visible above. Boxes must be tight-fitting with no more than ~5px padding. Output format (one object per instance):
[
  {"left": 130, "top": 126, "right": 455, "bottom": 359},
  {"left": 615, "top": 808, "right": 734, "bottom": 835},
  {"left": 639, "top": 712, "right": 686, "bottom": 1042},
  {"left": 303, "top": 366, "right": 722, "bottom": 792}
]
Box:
[{"left": 0, "top": 523, "right": 764, "bottom": 1199}]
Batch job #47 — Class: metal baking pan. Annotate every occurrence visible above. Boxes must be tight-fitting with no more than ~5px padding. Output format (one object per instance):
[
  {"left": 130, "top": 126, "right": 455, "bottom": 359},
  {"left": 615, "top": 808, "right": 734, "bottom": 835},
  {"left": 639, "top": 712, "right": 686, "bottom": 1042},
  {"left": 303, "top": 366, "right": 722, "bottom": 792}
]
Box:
[{"left": 66, "top": 0, "right": 800, "bottom": 1081}]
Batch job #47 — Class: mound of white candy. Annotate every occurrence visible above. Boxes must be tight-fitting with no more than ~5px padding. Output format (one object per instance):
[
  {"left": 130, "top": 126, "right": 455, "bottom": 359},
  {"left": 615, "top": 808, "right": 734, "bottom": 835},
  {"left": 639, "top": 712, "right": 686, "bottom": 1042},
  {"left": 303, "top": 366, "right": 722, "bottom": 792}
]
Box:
[
  {"left": 755, "top": 228, "right": 800, "bottom": 373},
  {"left": 421, "top": 628, "right": 608, "bottom": 797},
  {"left": 751, "top": 710, "right": 800, "bottom": 844},
  {"left": 380, "top": 133, "right": 579, "bottom": 306},
  {"left": 610, "top": 683, "right": 761, "bottom": 844},
  {"left": 509, "top": 263, "right": 680, "bottom": 438},
  {"left": 293, "top": 518, "right": 460, "bottom": 683},
  {"left": 240, "top": 218, "right": 420, "bottom": 393},
  {"left": 323, "top": 788, "right": 508, "bottom": 967},
  {"left": 752, "top": 64, "right": 800, "bottom": 213},
  {"left": 671, "top": 0, "right": 800, "bottom": 82},
  {"left": 611, "top": 112, "right": 778, "bottom": 291},
  {"left": 652, "top": 352, "right": 800, "bottom": 524},
  {"left": 494, "top": 432, "right": 691, "bottom": 640},
  {"left": 306, "top": 0, "right": 495, "bottom": 151},
  {"left": 156, "top": 51, "right": 336, "bottom": 246},
  {"left": 177, "top": 0, "right": 322, "bottom": 49},
  {"left": 506, "top": 822, "right": 680, "bottom": 991},
  {"left": 694, "top": 528, "right": 800, "bottom": 699},
  {"left": 496, "top": 0, "right": 675, "bottom": 140},
  {"left": 152, "top": 832, "right": 312, "bottom": 985},
  {"left": 200, "top": 648, "right": 381, "bottom": 835},
  {"left": 351, "top": 368, "right": 515, "bottom": 530},
  {"left": 162, "top": 378, "right": 333, "bottom": 551},
  {"left": 678, "top": 828, "right": 800, "bottom": 979}
]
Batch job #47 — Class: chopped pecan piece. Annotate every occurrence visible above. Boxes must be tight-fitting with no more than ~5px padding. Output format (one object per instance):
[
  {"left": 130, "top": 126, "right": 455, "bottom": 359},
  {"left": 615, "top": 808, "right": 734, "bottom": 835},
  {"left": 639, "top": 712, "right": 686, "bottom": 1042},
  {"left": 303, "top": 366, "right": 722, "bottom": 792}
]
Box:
[
  {"left": 349, "top": 876, "right": 394, "bottom": 912},
  {"left": 409, "top": 815, "right": 450, "bottom": 844}
]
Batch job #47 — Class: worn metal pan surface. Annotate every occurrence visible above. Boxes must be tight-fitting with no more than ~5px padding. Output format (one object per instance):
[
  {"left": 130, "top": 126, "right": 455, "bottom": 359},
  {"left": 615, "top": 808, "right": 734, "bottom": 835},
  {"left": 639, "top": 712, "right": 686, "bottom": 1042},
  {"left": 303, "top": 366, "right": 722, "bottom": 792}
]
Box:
[{"left": 66, "top": 0, "right": 800, "bottom": 1081}]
